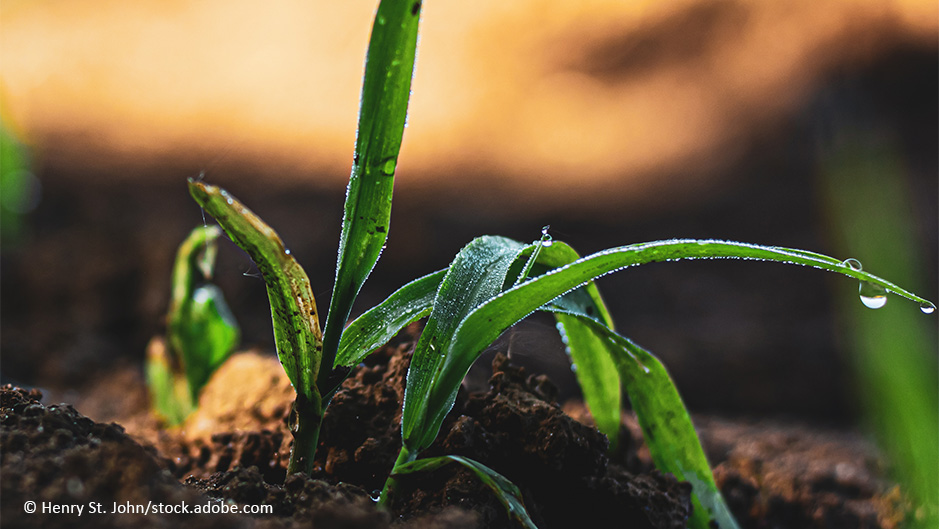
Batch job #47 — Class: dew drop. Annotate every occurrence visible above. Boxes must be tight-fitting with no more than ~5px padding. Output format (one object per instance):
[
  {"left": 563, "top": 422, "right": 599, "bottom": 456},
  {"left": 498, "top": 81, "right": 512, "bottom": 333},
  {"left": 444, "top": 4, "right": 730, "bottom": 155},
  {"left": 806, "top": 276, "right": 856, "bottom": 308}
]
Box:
[
  {"left": 381, "top": 158, "right": 396, "bottom": 175},
  {"left": 858, "top": 282, "right": 888, "bottom": 309},
  {"left": 920, "top": 301, "right": 936, "bottom": 315},
  {"left": 284, "top": 249, "right": 291, "bottom": 255},
  {"left": 842, "top": 258, "right": 863, "bottom": 271},
  {"left": 369, "top": 490, "right": 381, "bottom": 502},
  {"left": 540, "top": 225, "right": 553, "bottom": 247}
]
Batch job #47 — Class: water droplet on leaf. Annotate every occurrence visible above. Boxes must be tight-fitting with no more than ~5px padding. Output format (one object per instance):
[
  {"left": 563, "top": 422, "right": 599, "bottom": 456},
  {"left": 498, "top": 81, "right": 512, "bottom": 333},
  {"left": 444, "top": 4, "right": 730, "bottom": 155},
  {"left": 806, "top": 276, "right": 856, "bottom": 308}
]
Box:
[
  {"left": 540, "top": 225, "right": 553, "bottom": 247},
  {"left": 842, "top": 258, "right": 862, "bottom": 271},
  {"left": 920, "top": 301, "right": 936, "bottom": 314},
  {"left": 381, "top": 158, "right": 396, "bottom": 175},
  {"left": 858, "top": 282, "right": 887, "bottom": 309}
]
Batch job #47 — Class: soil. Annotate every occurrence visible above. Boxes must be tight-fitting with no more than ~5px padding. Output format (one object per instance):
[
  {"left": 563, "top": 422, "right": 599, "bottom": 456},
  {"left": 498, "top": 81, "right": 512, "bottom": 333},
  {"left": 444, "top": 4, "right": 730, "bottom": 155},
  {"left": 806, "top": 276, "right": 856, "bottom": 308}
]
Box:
[{"left": 1, "top": 322, "right": 909, "bottom": 529}]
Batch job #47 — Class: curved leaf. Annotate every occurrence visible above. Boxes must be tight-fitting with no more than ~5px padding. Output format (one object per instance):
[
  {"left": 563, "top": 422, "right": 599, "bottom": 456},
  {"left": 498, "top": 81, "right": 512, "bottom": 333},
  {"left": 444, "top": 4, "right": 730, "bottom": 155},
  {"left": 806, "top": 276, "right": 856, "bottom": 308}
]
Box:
[
  {"left": 544, "top": 308, "right": 738, "bottom": 529},
  {"left": 335, "top": 269, "right": 446, "bottom": 367},
  {"left": 450, "top": 239, "right": 933, "bottom": 374},
  {"left": 394, "top": 455, "right": 539, "bottom": 529},
  {"left": 188, "top": 180, "right": 322, "bottom": 405},
  {"left": 167, "top": 225, "right": 240, "bottom": 397},
  {"left": 402, "top": 236, "right": 529, "bottom": 453},
  {"left": 526, "top": 241, "right": 622, "bottom": 450}
]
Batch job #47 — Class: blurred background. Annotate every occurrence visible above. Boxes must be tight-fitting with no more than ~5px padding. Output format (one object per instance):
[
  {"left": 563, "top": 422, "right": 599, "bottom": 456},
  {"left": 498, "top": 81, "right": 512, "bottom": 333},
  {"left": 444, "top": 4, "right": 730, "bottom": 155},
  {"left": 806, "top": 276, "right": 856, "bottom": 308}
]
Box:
[{"left": 1, "top": 0, "right": 936, "bottom": 442}]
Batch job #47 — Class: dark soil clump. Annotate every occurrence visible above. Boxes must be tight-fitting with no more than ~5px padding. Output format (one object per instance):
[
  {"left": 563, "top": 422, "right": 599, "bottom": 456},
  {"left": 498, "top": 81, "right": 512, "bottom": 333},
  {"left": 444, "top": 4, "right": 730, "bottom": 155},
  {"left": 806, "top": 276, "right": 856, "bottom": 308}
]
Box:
[{"left": 0, "top": 385, "right": 238, "bottom": 529}]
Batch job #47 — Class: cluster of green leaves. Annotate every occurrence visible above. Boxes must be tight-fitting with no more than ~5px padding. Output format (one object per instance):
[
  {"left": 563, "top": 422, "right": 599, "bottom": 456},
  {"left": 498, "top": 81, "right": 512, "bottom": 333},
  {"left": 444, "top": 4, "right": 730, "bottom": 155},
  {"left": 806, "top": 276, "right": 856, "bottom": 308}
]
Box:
[
  {"left": 146, "top": 225, "right": 240, "bottom": 425},
  {"left": 179, "top": 1, "right": 935, "bottom": 528},
  {"left": 360, "top": 234, "right": 931, "bottom": 528}
]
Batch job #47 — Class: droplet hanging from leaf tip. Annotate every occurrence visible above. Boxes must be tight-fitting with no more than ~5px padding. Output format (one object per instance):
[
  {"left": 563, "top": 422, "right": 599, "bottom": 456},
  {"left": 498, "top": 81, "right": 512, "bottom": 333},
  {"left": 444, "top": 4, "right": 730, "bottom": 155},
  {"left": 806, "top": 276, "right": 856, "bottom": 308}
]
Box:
[
  {"left": 920, "top": 301, "right": 936, "bottom": 315},
  {"left": 858, "top": 282, "right": 887, "bottom": 309}
]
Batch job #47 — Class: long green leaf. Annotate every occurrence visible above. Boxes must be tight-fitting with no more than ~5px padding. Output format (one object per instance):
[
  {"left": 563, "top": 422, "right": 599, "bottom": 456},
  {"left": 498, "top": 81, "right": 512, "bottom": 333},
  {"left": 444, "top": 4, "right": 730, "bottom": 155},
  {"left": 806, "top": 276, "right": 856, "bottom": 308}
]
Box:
[
  {"left": 321, "top": 0, "right": 423, "bottom": 390},
  {"left": 431, "top": 238, "right": 930, "bottom": 526},
  {"left": 335, "top": 268, "right": 446, "bottom": 367},
  {"left": 402, "top": 236, "right": 529, "bottom": 453},
  {"left": 393, "top": 455, "right": 539, "bottom": 529},
  {"left": 528, "top": 241, "right": 622, "bottom": 450},
  {"left": 450, "top": 239, "right": 933, "bottom": 372},
  {"left": 188, "top": 180, "right": 322, "bottom": 405},
  {"left": 544, "top": 308, "right": 738, "bottom": 529}
]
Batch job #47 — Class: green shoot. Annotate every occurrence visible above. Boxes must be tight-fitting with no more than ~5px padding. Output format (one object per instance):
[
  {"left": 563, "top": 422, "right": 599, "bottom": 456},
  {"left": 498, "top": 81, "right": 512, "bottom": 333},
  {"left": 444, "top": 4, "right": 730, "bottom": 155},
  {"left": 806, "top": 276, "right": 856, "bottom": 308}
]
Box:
[
  {"left": 188, "top": 181, "right": 323, "bottom": 474},
  {"left": 146, "top": 225, "right": 240, "bottom": 425},
  {"left": 188, "top": 0, "right": 421, "bottom": 475},
  {"left": 320, "top": 0, "right": 422, "bottom": 396}
]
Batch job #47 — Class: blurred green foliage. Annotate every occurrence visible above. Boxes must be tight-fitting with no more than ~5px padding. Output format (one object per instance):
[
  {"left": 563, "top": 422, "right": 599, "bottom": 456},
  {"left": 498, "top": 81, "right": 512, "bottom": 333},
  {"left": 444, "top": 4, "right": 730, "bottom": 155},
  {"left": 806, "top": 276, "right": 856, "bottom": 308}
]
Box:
[
  {"left": 820, "top": 137, "right": 938, "bottom": 528},
  {"left": 0, "top": 115, "right": 39, "bottom": 247}
]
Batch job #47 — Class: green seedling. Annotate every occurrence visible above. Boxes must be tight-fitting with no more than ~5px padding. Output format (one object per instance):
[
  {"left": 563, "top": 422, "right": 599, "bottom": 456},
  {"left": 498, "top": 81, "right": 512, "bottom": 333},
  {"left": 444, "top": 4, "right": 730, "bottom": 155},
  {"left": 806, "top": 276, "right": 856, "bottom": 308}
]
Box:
[
  {"left": 371, "top": 235, "right": 933, "bottom": 528},
  {"left": 146, "top": 225, "right": 240, "bottom": 425},
  {"left": 185, "top": 1, "right": 935, "bottom": 527},
  {"left": 190, "top": 0, "right": 420, "bottom": 476}
]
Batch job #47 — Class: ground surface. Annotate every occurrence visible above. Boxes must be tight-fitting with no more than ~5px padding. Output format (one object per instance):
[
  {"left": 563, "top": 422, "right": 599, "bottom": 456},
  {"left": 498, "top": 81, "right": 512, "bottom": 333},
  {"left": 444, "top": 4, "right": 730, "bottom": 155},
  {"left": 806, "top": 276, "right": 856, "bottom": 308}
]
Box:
[{"left": 0, "top": 326, "right": 909, "bottom": 528}]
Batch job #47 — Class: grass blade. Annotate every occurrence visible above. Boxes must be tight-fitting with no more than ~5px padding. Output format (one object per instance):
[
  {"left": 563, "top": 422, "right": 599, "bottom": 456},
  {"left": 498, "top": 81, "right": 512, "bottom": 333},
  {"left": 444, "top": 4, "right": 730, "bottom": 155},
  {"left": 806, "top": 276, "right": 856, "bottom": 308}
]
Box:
[
  {"left": 554, "top": 313, "right": 622, "bottom": 449},
  {"left": 544, "top": 308, "right": 738, "bottom": 529},
  {"left": 188, "top": 180, "right": 322, "bottom": 405},
  {"left": 452, "top": 239, "right": 934, "bottom": 369},
  {"left": 321, "top": 0, "right": 423, "bottom": 387},
  {"left": 393, "top": 455, "right": 539, "bottom": 529},
  {"left": 335, "top": 269, "right": 446, "bottom": 367},
  {"left": 522, "top": 241, "right": 622, "bottom": 450},
  {"left": 402, "top": 236, "right": 529, "bottom": 453}
]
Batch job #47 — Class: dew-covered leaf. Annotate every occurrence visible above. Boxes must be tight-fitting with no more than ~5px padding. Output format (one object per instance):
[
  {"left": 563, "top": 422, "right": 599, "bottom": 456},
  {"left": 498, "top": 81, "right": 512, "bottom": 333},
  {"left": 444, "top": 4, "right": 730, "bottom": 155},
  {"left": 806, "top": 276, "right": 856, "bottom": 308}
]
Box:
[
  {"left": 543, "top": 308, "right": 738, "bottom": 529},
  {"left": 451, "top": 239, "right": 933, "bottom": 372},
  {"left": 523, "top": 241, "right": 622, "bottom": 450},
  {"left": 401, "top": 236, "right": 529, "bottom": 453},
  {"left": 321, "top": 0, "right": 423, "bottom": 382},
  {"left": 335, "top": 269, "right": 446, "bottom": 368},
  {"left": 188, "top": 180, "right": 321, "bottom": 405}
]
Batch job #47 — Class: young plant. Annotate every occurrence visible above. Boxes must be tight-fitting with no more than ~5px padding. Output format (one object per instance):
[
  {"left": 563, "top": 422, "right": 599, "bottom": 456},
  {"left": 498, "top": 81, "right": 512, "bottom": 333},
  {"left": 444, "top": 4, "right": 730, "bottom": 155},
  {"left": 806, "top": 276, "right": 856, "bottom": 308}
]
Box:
[
  {"left": 189, "top": 0, "right": 421, "bottom": 475},
  {"left": 367, "top": 234, "right": 934, "bottom": 529},
  {"left": 185, "top": 1, "right": 936, "bottom": 528},
  {"left": 146, "top": 225, "right": 240, "bottom": 425}
]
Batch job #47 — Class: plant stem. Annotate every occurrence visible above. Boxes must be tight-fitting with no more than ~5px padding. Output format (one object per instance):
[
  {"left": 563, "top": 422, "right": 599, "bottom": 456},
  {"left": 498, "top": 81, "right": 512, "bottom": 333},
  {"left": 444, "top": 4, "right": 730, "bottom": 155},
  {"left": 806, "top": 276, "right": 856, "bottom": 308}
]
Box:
[
  {"left": 377, "top": 445, "right": 415, "bottom": 509},
  {"left": 286, "top": 395, "right": 324, "bottom": 476}
]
